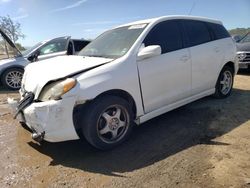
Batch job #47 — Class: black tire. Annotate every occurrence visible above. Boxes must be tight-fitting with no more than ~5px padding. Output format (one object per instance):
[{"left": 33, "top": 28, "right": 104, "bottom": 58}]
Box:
[
  {"left": 247, "top": 65, "right": 250, "bottom": 72},
  {"left": 213, "top": 66, "right": 234, "bottom": 98},
  {"left": 80, "top": 95, "right": 134, "bottom": 150},
  {"left": 1, "top": 68, "right": 24, "bottom": 90}
]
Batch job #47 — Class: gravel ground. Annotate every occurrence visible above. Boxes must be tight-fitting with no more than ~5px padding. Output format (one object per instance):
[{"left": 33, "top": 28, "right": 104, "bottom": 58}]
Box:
[{"left": 0, "top": 72, "right": 249, "bottom": 188}]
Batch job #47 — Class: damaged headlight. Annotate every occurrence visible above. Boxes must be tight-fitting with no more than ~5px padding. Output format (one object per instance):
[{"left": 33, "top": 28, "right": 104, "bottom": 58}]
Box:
[{"left": 38, "top": 78, "right": 76, "bottom": 101}]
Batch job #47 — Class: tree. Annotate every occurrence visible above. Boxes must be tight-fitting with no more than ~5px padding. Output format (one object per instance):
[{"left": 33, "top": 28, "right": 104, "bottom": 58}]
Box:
[
  {"left": 0, "top": 15, "right": 25, "bottom": 43},
  {"left": 15, "top": 43, "right": 26, "bottom": 51}
]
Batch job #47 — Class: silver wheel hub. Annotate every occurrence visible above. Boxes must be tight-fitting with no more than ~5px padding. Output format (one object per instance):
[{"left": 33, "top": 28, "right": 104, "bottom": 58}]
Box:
[
  {"left": 6, "top": 71, "right": 23, "bottom": 89},
  {"left": 220, "top": 70, "right": 232, "bottom": 95},
  {"left": 109, "top": 118, "right": 119, "bottom": 130},
  {"left": 97, "top": 105, "right": 129, "bottom": 143}
]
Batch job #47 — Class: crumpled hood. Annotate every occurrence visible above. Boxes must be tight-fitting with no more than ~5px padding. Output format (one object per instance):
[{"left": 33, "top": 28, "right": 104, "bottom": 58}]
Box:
[
  {"left": 236, "top": 42, "right": 250, "bottom": 51},
  {"left": 23, "top": 55, "right": 113, "bottom": 95}
]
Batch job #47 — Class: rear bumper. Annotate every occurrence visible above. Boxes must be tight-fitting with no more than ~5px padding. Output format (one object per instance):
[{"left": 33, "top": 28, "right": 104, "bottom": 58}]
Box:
[{"left": 8, "top": 97, "right": 80, "bottom": 142}]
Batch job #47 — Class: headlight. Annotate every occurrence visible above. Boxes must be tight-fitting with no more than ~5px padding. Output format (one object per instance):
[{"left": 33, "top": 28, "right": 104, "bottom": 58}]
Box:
[
  {"left": 238, "top": 53, "right": 247, "bottom": 61},
  {"left": 38, "top": 78, "right": 76, "bottom": 101}
]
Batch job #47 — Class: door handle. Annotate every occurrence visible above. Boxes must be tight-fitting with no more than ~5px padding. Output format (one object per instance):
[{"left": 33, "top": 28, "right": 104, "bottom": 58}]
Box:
[{"left": 180, "top": 55, "right": 189, "bottom": 62}]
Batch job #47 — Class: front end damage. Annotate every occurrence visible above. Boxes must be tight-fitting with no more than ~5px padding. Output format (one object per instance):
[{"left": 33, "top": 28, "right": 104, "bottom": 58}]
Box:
[{"left": 8, "top": 96, "right": 80, "bottom": 142}]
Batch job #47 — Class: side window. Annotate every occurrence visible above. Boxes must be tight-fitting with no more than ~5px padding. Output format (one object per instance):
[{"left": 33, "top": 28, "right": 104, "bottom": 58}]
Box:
[
  {"left": 0, "top": 33, "right": 19, "bottom": 60},
  {"left": 143, "top": 20, "right": 183, "bottom": 54},
  {"left": 39, "top": 38, "right": 67, "bottom": 55},
  {"left": 183, "top": 20, "right": 211, "bottom": 47},
  {"left": 207, "top": 23, "right": 230, "bottom": 40},
  {"left": 73, "top": 40, "right": 90, "bottom": 52}
]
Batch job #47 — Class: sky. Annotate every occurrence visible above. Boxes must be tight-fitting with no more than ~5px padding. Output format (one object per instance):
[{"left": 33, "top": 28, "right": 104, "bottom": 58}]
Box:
[{"left": 0, "top": 0, "right": 250, "bottom": 47}]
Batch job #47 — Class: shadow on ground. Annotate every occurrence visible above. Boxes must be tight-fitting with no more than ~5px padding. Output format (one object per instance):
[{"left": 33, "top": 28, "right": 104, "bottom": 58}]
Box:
[
  {"left": 27, "top": 88, "right": 250, "bottom": 176},
  {"left": 237, "top": 69, "right": 250, "bottom": 75},
  {"left": 0, "top": 86, "right": 18, "bottom": 94}
]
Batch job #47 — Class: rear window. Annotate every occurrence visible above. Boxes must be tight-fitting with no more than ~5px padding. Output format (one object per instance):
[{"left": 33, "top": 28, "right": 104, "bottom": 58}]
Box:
[
  {"left": 182, "top": 20, "right": 211, "bottom": 47},
  {"left": 207, "top": 23, "right": 230, "bottom": 40}
]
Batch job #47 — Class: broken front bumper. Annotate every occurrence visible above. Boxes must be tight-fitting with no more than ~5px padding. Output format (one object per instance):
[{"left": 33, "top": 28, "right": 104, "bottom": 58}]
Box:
[{"left": 8, "top": 97, "right": 80, "bottom": 142}]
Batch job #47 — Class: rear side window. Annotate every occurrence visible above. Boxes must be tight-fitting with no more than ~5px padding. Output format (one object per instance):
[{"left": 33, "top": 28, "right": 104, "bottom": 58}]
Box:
[
  {"left": 73, "top": 40, "right": 90, "bottom": 52},
  {"left": 143, "top": 20, "right": 183, "bottom": 54},
  {"left": 182, "top": 20, "right": 211, "bottom": 47},
  {"left": 207, "top": 23, "right": 230, "bottom": 40}
]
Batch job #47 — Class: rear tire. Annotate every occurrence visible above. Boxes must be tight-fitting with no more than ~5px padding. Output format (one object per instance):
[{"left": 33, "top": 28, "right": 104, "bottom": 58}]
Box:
[
  {"left": 1, "top": 68, "right": 24, "bottom": 90},
  {"left": 247, "top": 65, "right": 250, "bottom": 72},
  {"left": 213, "top": 66, "right": 234, "bottom": 98},
  {"left": 80, "top": 96, "right": 134, "bottom": 150}
]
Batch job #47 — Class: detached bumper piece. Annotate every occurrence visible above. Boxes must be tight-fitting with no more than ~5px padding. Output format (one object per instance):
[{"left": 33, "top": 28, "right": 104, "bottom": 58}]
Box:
[
  {"left": 32, "top": 132, "right": 45, "bottom": 142},
  {"left": 14, "top": 92, "right": 34, "bottom": 119}
]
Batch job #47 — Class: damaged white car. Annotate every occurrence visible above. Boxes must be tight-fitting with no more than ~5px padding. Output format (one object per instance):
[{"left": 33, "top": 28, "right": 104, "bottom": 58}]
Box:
[{"left": 9, "top": 15, "right": 238, "bottom": 150}]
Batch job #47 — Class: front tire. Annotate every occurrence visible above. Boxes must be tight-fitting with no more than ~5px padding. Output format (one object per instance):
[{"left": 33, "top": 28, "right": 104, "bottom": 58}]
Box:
[
  {"left": 1, "top": 68, "right": 24, "bottom": 90},
  {"left": 213, "top": 66, "right": 234, "bottom": 98},
  {"left": 81, "top": 96, "right": 134, "bottom": 150}
]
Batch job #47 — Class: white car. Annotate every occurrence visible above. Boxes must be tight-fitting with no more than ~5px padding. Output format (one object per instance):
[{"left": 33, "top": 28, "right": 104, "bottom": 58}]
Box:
[
  {"left": 9, "top": 15, "right": 238, "bottom": 150},
  {"left": 0, "top": 31, "right": 90, "bottom": 90}
]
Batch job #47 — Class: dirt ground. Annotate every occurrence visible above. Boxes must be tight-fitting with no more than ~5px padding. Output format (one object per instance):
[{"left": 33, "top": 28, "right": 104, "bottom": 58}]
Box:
[{"left": 0, "top": 72, "right": 249, "bottom": 188}]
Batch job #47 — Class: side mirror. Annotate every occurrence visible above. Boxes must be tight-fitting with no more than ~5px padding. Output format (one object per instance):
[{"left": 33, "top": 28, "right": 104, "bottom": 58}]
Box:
[
  {"left": 137, "top": 45, "right": 162, "bottom": 61},
  {"left": 27, "top": 51, "right": 40, "bottom": 62}
]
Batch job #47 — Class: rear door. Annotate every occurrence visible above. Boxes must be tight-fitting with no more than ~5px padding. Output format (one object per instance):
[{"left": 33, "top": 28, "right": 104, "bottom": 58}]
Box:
[
  {"left": 137, "top": 20, "right": 192, "bottom": 113},
  {"left": 181, "top": 20, "right": 220, "bottom": 94}
]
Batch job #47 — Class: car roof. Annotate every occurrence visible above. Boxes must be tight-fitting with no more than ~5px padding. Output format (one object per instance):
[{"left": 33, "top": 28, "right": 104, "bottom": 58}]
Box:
[{"left": 118, "top": 15, "right": 222, "bottom": 28}]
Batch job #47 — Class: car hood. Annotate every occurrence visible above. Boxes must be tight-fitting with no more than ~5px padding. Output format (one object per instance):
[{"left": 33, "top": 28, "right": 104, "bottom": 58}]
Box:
[
  {"left": 0, "top": 29, "right": 22, "bottom": 57},
  {"left": 23, "top": 55, "right": 113, "bottom": 95},
  {"left": 236, "top": 42, "right": 250, "bottom": 51}
]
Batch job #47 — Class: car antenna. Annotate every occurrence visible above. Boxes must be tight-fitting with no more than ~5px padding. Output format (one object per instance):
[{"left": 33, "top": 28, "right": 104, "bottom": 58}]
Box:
[{"left": 188, "top": 1, "right": 196, "bottom": 15}]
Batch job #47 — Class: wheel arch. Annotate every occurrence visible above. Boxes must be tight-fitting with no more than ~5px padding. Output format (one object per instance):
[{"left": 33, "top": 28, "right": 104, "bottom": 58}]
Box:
[
  {"left": 222, "top": 61, "right": 235, "bottom": 75},
  {"left": 94, "top": 89, "right": 137, "bottom": 119},
  {"left": 0, "top": 65, "right": 24, "bottom": 77},
  {"left": 73, "top": 89, "right": 138, "bottom": 139}
]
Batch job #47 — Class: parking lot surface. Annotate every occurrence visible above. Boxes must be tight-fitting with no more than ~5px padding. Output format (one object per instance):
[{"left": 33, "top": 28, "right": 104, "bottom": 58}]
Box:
[{"left": 0, "top": 72, "right": 249, "bottom": 188}]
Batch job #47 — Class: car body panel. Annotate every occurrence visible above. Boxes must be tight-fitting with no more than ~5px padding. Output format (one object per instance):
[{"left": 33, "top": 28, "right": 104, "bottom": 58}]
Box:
[{"left": 138, "top": 48, "right": 192, "bottom": 113}]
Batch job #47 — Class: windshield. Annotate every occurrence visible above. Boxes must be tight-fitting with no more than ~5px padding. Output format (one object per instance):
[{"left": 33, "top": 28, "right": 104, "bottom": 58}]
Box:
[
  {"left": 239, "top": 32, "right": 250, "bottom": 43},
  {"left": 79, "top": 24, "right": 147, "bottom": 59},
  {"left": 22, "top": 41, "right": 44, "bottom": 57}
]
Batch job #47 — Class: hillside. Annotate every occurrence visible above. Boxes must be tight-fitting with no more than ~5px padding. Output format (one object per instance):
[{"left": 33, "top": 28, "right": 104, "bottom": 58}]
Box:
[{"left": 228, "top": 28, "right": 250, "bottom": 36}]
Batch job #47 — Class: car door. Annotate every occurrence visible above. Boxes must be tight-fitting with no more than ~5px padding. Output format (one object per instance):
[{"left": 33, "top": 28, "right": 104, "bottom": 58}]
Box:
[
  {"left": 181, "top": 20, "right": 220, "bottom": 94},
  {"left": 137, "top": 20, "right": 192, "bottom": 113},
  {"left": 36, "top": 37, "right": 69, "bottom": 61}
]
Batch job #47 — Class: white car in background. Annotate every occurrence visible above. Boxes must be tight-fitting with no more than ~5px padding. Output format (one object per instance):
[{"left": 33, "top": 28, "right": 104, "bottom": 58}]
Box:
[
  {"left": 9, "top": 15, "right": 238, "bottom": 150},
  {"left": 0, "top": 31, "right": 90, "bottom": 90}
]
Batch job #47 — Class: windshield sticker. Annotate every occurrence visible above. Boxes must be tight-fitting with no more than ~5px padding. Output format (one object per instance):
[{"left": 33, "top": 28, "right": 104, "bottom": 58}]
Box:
[{"left": 128, "top": 24, "right": 147, "bottom": 30}]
